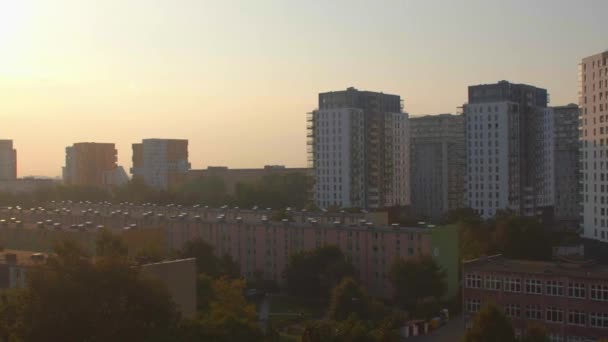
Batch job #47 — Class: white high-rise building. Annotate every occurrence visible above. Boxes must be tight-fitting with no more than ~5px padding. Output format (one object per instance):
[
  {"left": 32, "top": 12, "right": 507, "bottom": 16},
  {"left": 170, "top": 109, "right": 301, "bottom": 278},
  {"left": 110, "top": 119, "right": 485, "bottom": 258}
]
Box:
[
  {"left": 131, "top": 139, "right": 190, "bottom": 190},
  {"left": 309, "top": 87, "right": 410, "bottom": 209},
  {"left": 580, "top": 51, "right": 608, "bottom": 242},
  {"left": 464, "top": 81, "right": 552, "bottom": 219}
]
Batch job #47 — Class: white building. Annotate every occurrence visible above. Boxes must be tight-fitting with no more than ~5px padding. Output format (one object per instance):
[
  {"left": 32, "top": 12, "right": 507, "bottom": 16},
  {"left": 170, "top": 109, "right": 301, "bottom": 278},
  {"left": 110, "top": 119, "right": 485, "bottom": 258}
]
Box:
[
  {"left": 464, "top": 81, "right": 552, "bottom": 219},
  {"left": 132, "top": 139, "right": 190, "bottom": 190},
  {"left": 309, "top": 87, "right": 410, "bottom": 209},
  {"left": 580, "top": 50, "right": 608, "bottom": 242},
  {"left": 310, "top": 108, "right": 364, "bottom": 208}
]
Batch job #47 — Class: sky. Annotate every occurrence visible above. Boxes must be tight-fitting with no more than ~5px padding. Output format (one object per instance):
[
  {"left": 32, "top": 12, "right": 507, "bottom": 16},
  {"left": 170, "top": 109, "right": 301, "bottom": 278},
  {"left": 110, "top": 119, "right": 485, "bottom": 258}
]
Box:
[{"left": 1, "top": 0, "right": 606, "bottom": 177}]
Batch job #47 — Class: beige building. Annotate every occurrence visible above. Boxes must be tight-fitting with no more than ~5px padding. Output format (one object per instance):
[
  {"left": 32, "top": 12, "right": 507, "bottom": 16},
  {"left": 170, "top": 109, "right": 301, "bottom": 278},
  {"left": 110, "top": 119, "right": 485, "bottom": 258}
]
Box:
[
  {"left": 140, "top": 258, "right": 197, "bottom": 319},
  {"left": 63, "top": 143, "right": 119, "bottom": 188}
]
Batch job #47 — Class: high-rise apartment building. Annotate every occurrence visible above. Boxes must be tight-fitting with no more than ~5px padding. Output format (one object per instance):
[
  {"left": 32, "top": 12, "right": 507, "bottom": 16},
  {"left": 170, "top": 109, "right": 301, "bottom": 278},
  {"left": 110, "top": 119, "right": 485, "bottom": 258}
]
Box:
[
  {"left": 308, "top": 87, "right": 409, "bottom": 209},
  {"left": 0, "top": 140, "right": 17, "bottom": 181},
  {"left": 580, "top": 51, "right": 608, "bottom": 242},
  {"left": 410, "top": 114, "right": 465, "bottom": 221},
  {"left": 464, "top": 81, "right": 552, "bottom": 219},
  {"left": 131, "top": 139, "right": 190, "bottom": 190},
  {"left": 552, "top": 104, "right": 580, "bottom": 227},
  {"left": 62, "top": 143, "right": 119, "bottom": 187}
]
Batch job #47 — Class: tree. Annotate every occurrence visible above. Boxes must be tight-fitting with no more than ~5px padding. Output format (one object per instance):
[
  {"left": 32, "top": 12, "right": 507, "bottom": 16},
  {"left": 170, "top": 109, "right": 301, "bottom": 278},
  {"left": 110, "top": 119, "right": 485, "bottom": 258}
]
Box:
[
  {"left": 389, "top": 256, "right": 446, "bottom": 309},
  {"left": 328, "top": 277, "right": 371, "bottom": 321},
  {"left": 198, "top": 277, "right": 264, "bottom": 342},
  {"left": 95, "top": 228, "right": 128, "bottom": 257},
  {"left": 2, "top": 240, "right": 179, "bottom": 342},
  {"left": 284, "top": 245, "right": 355, "bottom": 298},
  {"left": 493, "top": 215, "right": 552, "bottom": 261},
  {"left": 520, "top": 323, "right": 549, "bottom": 342},
  {"left": 463, "top": 303, "right": 516, "bottom": 342},
  {"left": 178, "top": 238, "right": 239, "bottom": 278},
  {"left": 302, "top": 316, "right": 394, "bottom": 342}
]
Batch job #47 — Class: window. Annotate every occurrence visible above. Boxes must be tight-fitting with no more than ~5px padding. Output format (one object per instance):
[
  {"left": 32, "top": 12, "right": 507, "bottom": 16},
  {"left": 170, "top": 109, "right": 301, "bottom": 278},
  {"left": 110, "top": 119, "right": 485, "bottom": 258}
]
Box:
[
  {"left": 546, "top": 281, "right": 564, "bottom": 297},
  {"left": 504, "top": 277, "right": 521, "bottom": 293},
  {"left": 505, "top": 304, "right": 521, "bottom": 318},
  {"left": 546, "top": 308, "right": 564, "bottom": 323},
  {"left": 485, "top": 276, "right": 501, "bottom": 290},
  {"left": 590, "top": 284, "right": 608, "bottom": 301},
  {"left": 465, "top": 299, "right": 481, "bottom": 313},
  {"left": 525, "top": 305, "right": 542, "bottom": 320},
  {"left": 524, "top": 279, "right": 543, "bottom": 295},
  {"left": 568, "top": 283, "right": 586, "bottom": 299},
  {"left": 466, "top": 273, "right": 482, "bottom": 289},
  {"left": 568, "top": 310, "right": 586, "bottom": 326},
  {"left": 590, "top": 312, "right": 608, "bottom": 328}
]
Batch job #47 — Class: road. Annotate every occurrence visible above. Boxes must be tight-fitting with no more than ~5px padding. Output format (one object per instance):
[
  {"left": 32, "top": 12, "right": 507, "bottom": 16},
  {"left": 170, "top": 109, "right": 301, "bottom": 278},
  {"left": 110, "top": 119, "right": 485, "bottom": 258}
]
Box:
[{"left": 408, "top": 316, "right": 464, "bottom": 342}]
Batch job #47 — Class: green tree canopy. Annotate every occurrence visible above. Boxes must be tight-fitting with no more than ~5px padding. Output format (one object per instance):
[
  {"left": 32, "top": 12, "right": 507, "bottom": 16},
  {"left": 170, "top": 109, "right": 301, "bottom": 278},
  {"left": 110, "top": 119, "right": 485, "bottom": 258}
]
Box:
[
  {"left": 463, "top": 303, "right": 515, "bottom": 342},
  {"left": 284, "top": 245, "right": 356, "bottom": 299},
  {"left": 0, "top": 240, "right": 179, "bottom": 342},
  {"left": 389, "top": 256, "right": 446, "bottom": 309},
  {"left": 328, "top": 277, "right": 371, "bottom": 321},
  {"left": 177, "top": 238, "right": 240, "bottom": 279}
]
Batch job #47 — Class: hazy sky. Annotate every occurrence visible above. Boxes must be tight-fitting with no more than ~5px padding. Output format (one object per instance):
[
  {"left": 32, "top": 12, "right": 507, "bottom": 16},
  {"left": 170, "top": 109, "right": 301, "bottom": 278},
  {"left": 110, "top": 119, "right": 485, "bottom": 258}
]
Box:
[{"left": 1, "top": 0, "right": 606, "bottom": 177}]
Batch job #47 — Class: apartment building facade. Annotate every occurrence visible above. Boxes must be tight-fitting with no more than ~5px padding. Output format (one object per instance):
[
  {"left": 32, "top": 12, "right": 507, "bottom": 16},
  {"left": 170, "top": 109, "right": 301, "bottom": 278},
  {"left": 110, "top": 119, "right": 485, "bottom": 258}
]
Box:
[
  {"left": 464, "top": 81, "right": 552, "bottom": 219},
  {"left": 580, "top": 51, "right": 608, "bottom": 243},
  {"left": 0, "top": 140, "right": 17, "bottom": 181},
  {"left": 552, "top": 104, "right": 580, "bottom": 227},
  {"left": 309, "top": 87, "right": 410, "bottom": 209},
  {"left": 131, "top": 139, "right": 190, "bottom": 190},
  {"left": 62, "top": 143, "right": 119, "bottom": 187},
  {"left": 410, "top": 114, "right": 465, "bottom": 221},
  {"left": 464, "top": 255, "right": 608, "bottom": 341}
]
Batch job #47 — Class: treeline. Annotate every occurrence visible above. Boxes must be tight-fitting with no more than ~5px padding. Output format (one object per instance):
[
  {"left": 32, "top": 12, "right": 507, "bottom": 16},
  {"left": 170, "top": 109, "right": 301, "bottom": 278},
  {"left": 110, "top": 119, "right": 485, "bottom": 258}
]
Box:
[
  {"left": 445, "top": 208, "right": 578, "bottom": 262},
  {"left": 0, "top": 231, "right": 271, "bottom": 342},
  {"left": 0, "top": 173, "right": 311, "bottom": 210}
]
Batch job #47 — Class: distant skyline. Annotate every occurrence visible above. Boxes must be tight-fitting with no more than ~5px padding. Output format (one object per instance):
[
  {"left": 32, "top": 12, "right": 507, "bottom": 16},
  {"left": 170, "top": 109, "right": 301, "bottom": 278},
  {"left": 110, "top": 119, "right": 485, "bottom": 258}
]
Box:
[{"left": 1, "top": 0, "right": 606, "bottom": 177}]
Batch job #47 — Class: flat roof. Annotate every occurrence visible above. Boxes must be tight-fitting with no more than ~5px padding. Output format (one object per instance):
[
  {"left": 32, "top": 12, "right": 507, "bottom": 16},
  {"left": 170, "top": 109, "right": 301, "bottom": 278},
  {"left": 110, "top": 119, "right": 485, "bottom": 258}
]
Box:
[{"left": 464, "top": 255, "right": 608, "bottom": 279}]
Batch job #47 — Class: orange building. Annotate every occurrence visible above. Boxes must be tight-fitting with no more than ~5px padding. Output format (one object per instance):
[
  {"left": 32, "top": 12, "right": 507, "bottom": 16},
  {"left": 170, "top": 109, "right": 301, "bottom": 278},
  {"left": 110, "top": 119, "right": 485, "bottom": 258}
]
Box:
[{"left": 63, "top": 143, "right": 118, "bottom": 187}]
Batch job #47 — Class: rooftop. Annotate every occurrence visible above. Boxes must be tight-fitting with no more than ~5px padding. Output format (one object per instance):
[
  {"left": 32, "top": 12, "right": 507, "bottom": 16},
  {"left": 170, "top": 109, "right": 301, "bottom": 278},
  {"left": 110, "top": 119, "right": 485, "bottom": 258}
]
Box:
[
  {"left": 464, "top": 255, "right": 608, "bottom": 280},
  {"left": 0, "top": 249, "right": 48, "bottom": 266}
]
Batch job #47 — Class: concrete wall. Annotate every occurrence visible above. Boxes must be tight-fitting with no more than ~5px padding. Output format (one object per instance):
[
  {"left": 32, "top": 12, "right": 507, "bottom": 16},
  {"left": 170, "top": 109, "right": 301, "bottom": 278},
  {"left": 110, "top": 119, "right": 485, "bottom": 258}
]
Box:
[{"left": 141, "top": 258, "right": 197, "bottom": 319}]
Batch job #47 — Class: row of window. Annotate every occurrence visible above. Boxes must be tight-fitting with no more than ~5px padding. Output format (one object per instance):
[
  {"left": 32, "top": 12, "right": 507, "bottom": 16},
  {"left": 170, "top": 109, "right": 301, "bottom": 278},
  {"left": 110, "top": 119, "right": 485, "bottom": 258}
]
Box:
[
  {"left": 465, "top": 274, "right": 608, "bottom": 300},
  {"left": 466, "top": 300, "right": 608, "bottom": 328}
]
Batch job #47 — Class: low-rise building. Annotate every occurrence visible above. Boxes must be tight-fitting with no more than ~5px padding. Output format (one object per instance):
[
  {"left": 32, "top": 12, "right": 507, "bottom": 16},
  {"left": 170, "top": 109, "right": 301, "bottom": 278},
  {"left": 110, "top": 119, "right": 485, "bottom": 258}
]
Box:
[
  {"left": 187, "top": 165, "right": 309, "bottom": 195},
  {"left": 463, "top": 255, "right": 608, "bottom": 341}
]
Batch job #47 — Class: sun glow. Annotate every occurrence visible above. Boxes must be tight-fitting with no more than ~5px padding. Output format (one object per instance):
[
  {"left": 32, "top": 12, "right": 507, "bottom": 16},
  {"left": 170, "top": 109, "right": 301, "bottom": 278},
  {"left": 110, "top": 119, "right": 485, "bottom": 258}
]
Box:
[{"left": 0, "top": 1, "right": 30, "bottom": 44}]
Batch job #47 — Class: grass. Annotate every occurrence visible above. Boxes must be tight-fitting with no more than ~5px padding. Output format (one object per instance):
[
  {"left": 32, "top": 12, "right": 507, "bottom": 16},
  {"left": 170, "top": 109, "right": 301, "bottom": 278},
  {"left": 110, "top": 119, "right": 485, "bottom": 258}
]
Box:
[{"left": 266, "top": 294, "right": 326, "bottom": 341}]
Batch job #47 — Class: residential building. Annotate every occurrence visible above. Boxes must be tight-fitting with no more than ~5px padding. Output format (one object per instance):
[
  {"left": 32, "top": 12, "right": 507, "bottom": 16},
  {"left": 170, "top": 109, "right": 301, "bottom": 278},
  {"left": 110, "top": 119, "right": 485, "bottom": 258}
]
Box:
[
  {"left": 0, "top": 140, "right": 17, "bottom": 181},
  {"left": 187, "top": 165, "right": 309, "bottom": 195},
  {"left": 0, "top": 178, "right": 59, "bottom": 193},
  {"left": 580, "top": 50, "right": 608, "bottom": 243},
  {"left": 410, "top": 114, "right": 465, "bottom": 221},
  {"left": 552, "top": 104, "right": 580, "bottom": 228},
  {"left": 464, "top": 255, "right": 608, "bottom": 341},
  {"left": 464, "top": 81, "right": 552, "bottom": 219},
  {"left": 308, "top": 87, "right": 410, "bottom": 209},
  {"left": 0, "top": 250, "right": 47, "bottom": 289},
  {"left": 131, "top": 139, "right": 190, "bottom": 190},
  {"left": 62, "top": 143, "right": 119, "bottom": 187},
  {"left": 13, "top": 204, "right": 457, "bottom": 299}
]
